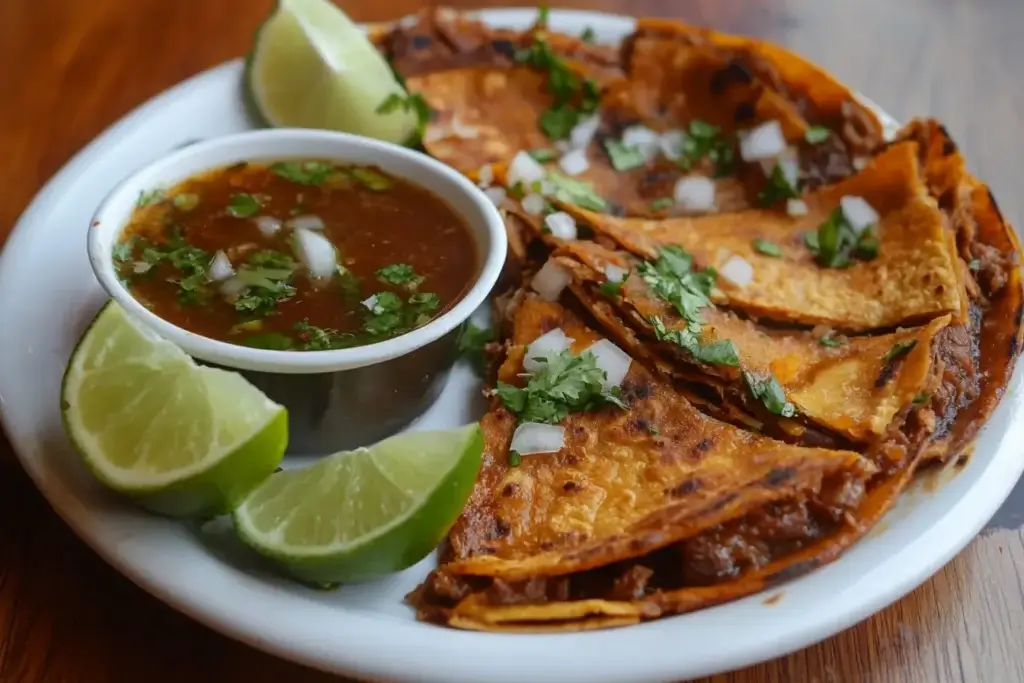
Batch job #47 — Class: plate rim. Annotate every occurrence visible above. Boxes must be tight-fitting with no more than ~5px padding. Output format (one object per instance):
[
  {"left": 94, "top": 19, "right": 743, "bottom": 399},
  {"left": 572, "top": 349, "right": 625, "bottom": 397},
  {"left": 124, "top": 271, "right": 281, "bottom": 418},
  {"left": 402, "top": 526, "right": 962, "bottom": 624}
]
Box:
[{"left": 2, "top": 8, "right": 1021, "bottom": 683}]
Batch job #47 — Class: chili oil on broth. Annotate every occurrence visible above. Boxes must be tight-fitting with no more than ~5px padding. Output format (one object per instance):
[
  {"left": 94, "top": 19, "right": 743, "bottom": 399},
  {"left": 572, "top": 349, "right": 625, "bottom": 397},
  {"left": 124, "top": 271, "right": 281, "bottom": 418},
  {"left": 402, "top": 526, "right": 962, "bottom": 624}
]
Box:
[{"left": 113, "top": 159, "right": 478, "bottom": 352}]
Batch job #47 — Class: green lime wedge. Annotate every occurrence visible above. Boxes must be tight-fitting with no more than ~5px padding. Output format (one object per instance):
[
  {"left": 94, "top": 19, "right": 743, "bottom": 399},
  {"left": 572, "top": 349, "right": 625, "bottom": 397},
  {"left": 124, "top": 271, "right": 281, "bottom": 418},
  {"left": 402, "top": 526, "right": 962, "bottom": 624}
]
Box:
[
  {"left": 61, "top": 301, "right": 288, "bottom": 518},
  {"left": 232, "top": 423, "right": 484, "bottom": 584},
  {"left": 245, "top": 0, "right": 416, "bottom": 143}
]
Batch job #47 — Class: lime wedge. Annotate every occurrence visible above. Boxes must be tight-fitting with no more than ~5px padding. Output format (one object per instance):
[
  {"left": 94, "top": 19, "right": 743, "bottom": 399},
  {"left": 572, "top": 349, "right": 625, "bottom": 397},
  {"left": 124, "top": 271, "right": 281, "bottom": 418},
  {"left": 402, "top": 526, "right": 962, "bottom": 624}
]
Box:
[
  {"left": 61, "top": 301, "right": 288, "bottom": 518},
  {"left": 233, "top": 423, "right": 484, "bottom": 584},
  {"left": 245, "top": 0, "right": 416, "bottom": 143}
]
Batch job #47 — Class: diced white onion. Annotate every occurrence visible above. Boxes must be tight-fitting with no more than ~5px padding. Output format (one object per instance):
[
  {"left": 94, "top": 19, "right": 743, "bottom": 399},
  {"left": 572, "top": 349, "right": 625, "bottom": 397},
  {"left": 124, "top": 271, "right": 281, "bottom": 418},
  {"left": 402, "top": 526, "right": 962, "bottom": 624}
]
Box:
[
  {"left": 292, "top": 227, "right": 337, "bottom": 279},
  {"left": 286, "top": 215, "right": 324, "bottom": 231},
  {"left": 220, "top": 277, "right": 247, "bottom": 298},
  {"left": 673, "top": 176, "right": 717, "bottom": 212},
  {"left": 582, "top": 338, "right": 632, "bottom": 390},
  {"left": 558, "top": 148, "right": 590, "bottom": 176},
  {"left": 508, "top": 150, "right": 546, "bottom": 187},
  {"left": 544, "top": 211, "right": 577, "bottom": 240},
  {"left": 208, "top": 250, "right": 235, "bottom": 282},
  {"left": 361, "top": 295, "right": 378, "bottom": 312},
  {"left": 779, "top": 158, "right": 800, "bottom": 190},
  {"left": 852, "top": 156, "right": 869, "bottom": 171},
  {"left": 450, "top": 114, "right": 479, "bottom": 139},
  {"left": 477, "top": 164, "right": 494, "bottom": 187},
  {"left": 840, "top": 195, "right": 880, "bottom": 235},
  {"left": 531, "top": 258, "right": 571, "bottom": 302},
  {"left": 484, "top": 186, "right": 507, "bottom": 206},
  {"left": 720, "top": 255, "right": 754, "bottom": 287},
  {"left": 659, "top": 129, "right": 688, "bottom": 160},
  {"left": 509, "top": 422, "right": 565, "bottom": 456},
  {"left": 253, "top": 215, "right": 282, "bottom": 237},
  {"left": 740, "top": 120, "right": 786, "bottom": 161},
  {"left": 521, "top": 193, "right": 547, "bottom": 216},
  {"left": 621, "top": 125, "right": 661, "bottom": 162},
  {"left": 604, "top": 263, "right": 627, "bottom": 283},
  {"left": 524, "top": 328, "right": 574, "bottom": 373},
  {"left": 132, "top": 261, "right": 151, "bottom": 274},
  {"left": 569, "top": 115, "right": 601, "bottom": 150},
  {"left": 786, "top": 198, "right": 809, "bottom": 217},
  {"left": 538, "top": 179, "right": 555, "bottom": 195}
]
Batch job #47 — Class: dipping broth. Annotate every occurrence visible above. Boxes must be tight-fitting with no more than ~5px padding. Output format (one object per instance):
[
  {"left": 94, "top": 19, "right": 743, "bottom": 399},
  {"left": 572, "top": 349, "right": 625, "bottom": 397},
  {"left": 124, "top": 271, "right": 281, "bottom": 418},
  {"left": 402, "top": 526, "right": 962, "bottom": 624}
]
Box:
[{"left": 113, "top": 160, "right": 478, "bottom": 351}]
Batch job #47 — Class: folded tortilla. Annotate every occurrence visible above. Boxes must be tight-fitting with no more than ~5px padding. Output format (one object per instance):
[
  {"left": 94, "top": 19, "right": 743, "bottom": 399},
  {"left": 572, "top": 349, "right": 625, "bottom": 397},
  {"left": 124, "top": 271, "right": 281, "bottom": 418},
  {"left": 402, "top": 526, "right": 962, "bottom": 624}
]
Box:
[
  {"left": 436, "top": 296, "right": 875, "bottom": 585},
  {"left": 557, "top": 142, "right": 964, "bottom": 331}
]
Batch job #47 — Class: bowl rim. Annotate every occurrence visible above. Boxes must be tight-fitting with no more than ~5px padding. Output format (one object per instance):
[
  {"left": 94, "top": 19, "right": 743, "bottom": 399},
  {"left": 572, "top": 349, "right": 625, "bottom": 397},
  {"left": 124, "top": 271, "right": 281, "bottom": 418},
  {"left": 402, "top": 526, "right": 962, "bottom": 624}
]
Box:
[{"left": 86, "top": 128, "right": 507, "bottom": 374}]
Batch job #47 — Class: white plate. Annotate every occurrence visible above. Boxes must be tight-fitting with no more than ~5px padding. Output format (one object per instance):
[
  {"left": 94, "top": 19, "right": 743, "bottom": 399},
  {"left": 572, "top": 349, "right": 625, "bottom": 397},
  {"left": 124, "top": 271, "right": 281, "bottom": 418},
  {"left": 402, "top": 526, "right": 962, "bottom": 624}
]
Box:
[{"left": 1, "top": 9, "right": 1022, "bottom": 683}]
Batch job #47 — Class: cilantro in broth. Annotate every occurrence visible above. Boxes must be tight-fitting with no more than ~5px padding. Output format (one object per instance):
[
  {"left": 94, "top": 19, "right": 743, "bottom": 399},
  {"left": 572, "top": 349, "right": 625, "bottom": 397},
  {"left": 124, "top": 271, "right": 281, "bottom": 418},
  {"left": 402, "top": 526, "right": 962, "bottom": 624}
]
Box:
[
  {"left": 136, "top": 189, "right": 166, "bottom": 207},
  {"left": 496, "top": 348, "right": 626, "bottom": 424},
  {"left": 227, "top": 193, "right": 261, "bottom": 218},
  {"left": 270, "top": 160, "right": 334, "bottom": 186},
  {"left": 376, "top": 263, "right": 424, "bottom": 289},
  {"left": 349, "top": 167, "right": 395, "bottom": 191},
  {"left": 293, "top": 320, "right": 354, "bottom": 351},
  {"left": 172, "top": 193, "right": 199, "bottom": 212}
]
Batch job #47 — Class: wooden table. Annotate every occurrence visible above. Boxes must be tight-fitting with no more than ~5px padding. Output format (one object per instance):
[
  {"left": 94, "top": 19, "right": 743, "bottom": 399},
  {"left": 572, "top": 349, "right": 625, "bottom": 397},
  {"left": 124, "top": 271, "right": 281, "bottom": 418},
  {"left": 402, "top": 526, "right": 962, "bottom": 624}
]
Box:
[{"left": 3, "top": 0, "right": 1023, "bottom": 681}]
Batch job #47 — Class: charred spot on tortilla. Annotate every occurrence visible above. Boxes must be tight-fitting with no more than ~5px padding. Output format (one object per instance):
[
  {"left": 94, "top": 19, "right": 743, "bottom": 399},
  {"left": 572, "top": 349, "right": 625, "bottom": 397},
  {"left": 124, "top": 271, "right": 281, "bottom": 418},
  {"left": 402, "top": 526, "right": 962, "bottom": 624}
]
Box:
[
  {"left": 502, "top": 482, "right": 520, "bottom": 497},
  {"left": 667, "top": 478, "right": 703, "bottom": 497},
  {"left": 733, "top": 102, "right": 757, "bottom": 122},
  {"left": 765, "top": 467, "right": 796, "bottom": 487},
  {"left": 709, "top": 59, "right": 755, "bottom": 94}
]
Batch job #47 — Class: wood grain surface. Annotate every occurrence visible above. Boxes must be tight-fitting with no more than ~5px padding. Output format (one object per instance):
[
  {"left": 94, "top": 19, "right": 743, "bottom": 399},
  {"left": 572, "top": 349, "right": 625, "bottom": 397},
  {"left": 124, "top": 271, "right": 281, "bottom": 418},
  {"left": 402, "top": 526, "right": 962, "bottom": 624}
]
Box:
[{"left": 2, "top": 0, "right": 1023, "bottom": 681}]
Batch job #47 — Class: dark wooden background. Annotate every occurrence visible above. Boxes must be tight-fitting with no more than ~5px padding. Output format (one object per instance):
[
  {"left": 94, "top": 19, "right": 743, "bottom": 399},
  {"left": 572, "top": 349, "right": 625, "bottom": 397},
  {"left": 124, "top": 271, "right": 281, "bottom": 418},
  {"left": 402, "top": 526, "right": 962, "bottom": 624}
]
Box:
[{"left": 3, "top": 1, "right": 1024, "bottom": 681}]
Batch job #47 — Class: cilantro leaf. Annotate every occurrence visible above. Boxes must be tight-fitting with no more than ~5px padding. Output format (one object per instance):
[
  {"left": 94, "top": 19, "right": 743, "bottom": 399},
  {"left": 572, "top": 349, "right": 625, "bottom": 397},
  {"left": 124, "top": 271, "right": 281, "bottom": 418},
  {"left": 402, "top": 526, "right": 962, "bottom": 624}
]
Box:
[
  {"left": 227, "top": 193, "right": 261, "bottom": 218},
  {"left": 539, "top": 105, "right": 580, "bottom": 140},
  {"left": 458, "top": 322, "right": 494, "bottom": 375},
  {"left": 649, "top": 315, "right": 740, "bottom": 367},
  {"left": 968, "top": 258, "right": 981, "bottom": 272},
  {"left": 294, "top": 320, "right": 355, "bottom": 351},
  {"left": 349, "top": 166, "right": 395, "bottom": 191},
  {"left": 912, "top": 392, "right": 931, "bottom": 407},
  {"left": 743, "top": 370, "right": 796, "bottom": 417},
  {"left": 270, "top": 161, "right": 334, "bottom": 186},
  {"left": 528, "top": 148, "right": 557, "bottom": 162},
  {"left": 599, "top": 270, "right": 629, "bottom": 298},
  {"left": 806, "top": 206, "right": 879, "bottom": 268},
  {"left": 648, "top": 198, "right": 674, "bottom": 212},
  {"left": 884, "top": 339, "right": 917, "bottom": 362},
  {"left": 603, "top": 139, "right": 647, "bottom": 171},
  {"left": 242, "top": 333, "right": 295, "bottom": 350},
  {"left": 818, "top": 332, "right": 845, "bottom": 347},
  {"left": 376, "top": 263, "right": 424, "bottom": 288},
  {"left": 536, "top": 4, "right": 550, "bottom": 26},
  {"left": 137, "top": 189, "right": 166, "bottom": 207},
  {"left": 496, "top": 348, "right": 627, "bottom": 424},
  {"left": 546, "top": 172, "right": 607, "bottom": 211},
  {"left": 375, "top": 92, "right": 433, "bottom": 143},
  {"left": 753, "top": 238, "right": 783, "bottom": 257},
  {"left": 508, "top": 450, "right": 523, "bottom": 467},
  {"left": 756, "top": 163, "right": 800, "bottom": 207},
  {"left": 112, "top": 238, "right": 135, "bottom": 263},
  {"left": 247, "top": 250, "right": 296, "bottom": 270},
  {"left": 677, "top": 120, "right": 735, "bottom": 176},
  {"left": 804, "top": 126, "right": 831, "bottom": 144},
  {"left": 580, "top": 26, "right": 596, "bottom": 43}
]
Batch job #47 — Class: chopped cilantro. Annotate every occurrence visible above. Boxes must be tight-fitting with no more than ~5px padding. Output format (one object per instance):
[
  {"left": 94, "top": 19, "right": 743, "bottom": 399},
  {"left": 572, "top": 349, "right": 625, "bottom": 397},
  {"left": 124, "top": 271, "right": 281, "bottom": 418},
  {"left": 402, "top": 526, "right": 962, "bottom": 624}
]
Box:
[
  {"left": 233, "top": 279, "right": 296, "bottom": 318},
  {"left": 580, "top": 26, "right": 596, "bottom": 43},
  {"left": 546, "top": 172, "right": 607, "bottom": 211},
  {"left": 349, "top": 166, "right": 395, "bottom": 191},
  {"left": 806, "top": 206, "right": 879, "bottom": 268},
  {"left": 536, "top": 4, "right": 550, "bottom": 26},
  {"left": 804, "top": 126, "right": 831, "bottom": 145},
  {"left": 757, "top": 163, "right": 800, "bottom": 206},
  {"left": 336, "top": 267, "right": 363, "bottom": 303},
  {"left": 912, "top": 392, "right": 931, "bottom": 407},
  {"left": 677, "top": 120, "right": 735, "bottom": 176},
  {"left": 112, "top": 238, "right": 135, "bottom": 263},
  {"left": 242, "top": 333, "right": 295, "bottom": 350},
  {"left": 133, "top": 231, "right": 213, "bottom": 305},
  {"left": 884, "top": 339, "right": 917, "bottom": 362},
  {"left": 376, "top": 263, "right": 424, "bottom": 289},
  {"left": 818, "top": 333, "right": 845, "bottom": 347},
  {"left": 516, "top": 36, "right": 600, "bottom": 140},
  {"left": 599, "top": 270, "right": 629, "bottom": 299},
  {"left": 603, "top": 139, "right": 647, "bottom": 171},
  {"left": 496, "top": 348, "right": 626, "bottom": 424},
  {"left": 637, "top": 246, "right": 715, "bottom": 325},
  {"left": 172, "top": 193, "right": 199, "bottom": 212},
  {"left": 650, "top": 316, "right": 740, "bottom": 367},
  {"left": 362, "top": 291, "right": 439, "bottom": 337},
  {"left": 508, "top": 450, "right": 523, "bottom": 467},
  {"left": 270, "top": 161, "right": 334, "bottom": 186},
  {"left": 458, "top": 322, "right": 494, "bottom": 375},
  {"left": 375, "top": 92, "right": 433, "bottom": 143},
  {"left": 743, "top": 370, "right": 796, "bottom": 417},
  {"left": 136, "top": 189, "right": 166, "bottom": 207},
  {"left": 247, "top": 250, "right": 295, "bottom": 270},
  {"left": 753, "top": 238, "right": 783, "bottom": 257},
  {"left": 294, "top": 320, "right": 354, "bottom": 351},
  {"left": 968, "top": 258, "right": 981, "bottom": 272},
  {"left": 528, "top": 148, "right": 557, "bottom": 162},
  {"left": 227, "top": 193, "right": 261, "bottom": 218},
  {"left": 648, "top": 198, "right": 674, "bottom": 212}
]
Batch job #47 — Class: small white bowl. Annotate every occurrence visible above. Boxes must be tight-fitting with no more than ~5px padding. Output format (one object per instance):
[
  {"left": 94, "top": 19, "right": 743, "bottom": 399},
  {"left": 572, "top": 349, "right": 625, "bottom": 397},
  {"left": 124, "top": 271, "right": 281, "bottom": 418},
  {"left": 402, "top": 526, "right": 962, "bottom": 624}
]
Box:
[
  {"left": 87, "top": 128, "right": 506, "bottom": 374},
  {"left": 86, "top": 129, "right": 507, "bottom": 454}
]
